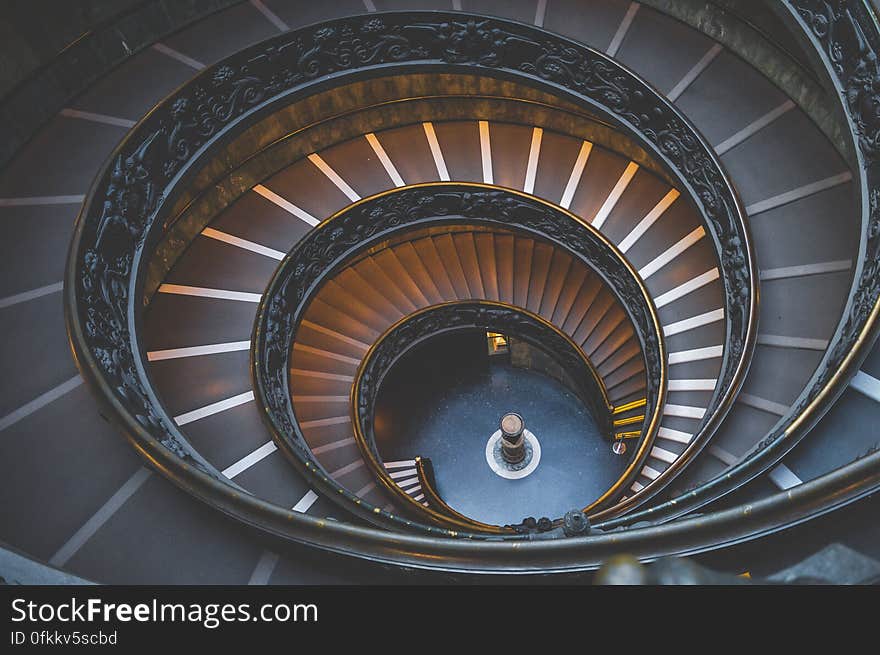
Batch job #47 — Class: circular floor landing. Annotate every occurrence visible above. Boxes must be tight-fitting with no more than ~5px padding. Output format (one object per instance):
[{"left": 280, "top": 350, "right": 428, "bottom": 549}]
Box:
[{"left": 376, "top": 357, "right": 626, "bottom": 526}]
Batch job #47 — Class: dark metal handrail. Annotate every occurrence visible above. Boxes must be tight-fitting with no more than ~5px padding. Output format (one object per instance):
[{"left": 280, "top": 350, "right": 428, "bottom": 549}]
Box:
[
  {"left": 65, "top": 9, "right": 754, "bottom": 482},
  {"left": 82, "top": 9, "right": 880, "bottom": 572},
  {"left": 255, "top": 187, "right": 665, "bottom": 534}
]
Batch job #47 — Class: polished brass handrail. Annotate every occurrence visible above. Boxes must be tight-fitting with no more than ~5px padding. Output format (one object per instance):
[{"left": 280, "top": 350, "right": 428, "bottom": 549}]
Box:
[{"left": 414, "top": 457, "right": 510, "bottom": 533}]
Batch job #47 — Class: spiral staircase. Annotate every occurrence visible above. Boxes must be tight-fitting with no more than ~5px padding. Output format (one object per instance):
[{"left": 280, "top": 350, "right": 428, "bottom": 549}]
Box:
[{"left": 1, "top": 0, "right": 879, "bottom": 583}]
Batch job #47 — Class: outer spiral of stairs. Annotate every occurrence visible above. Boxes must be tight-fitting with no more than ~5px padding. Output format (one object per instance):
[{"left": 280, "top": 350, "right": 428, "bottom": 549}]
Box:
[{"left": 1, "top": 0, "right": 879, "bottom": 584}]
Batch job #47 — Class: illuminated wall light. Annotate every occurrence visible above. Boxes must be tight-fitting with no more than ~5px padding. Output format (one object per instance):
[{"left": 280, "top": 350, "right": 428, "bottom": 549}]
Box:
[{"left": 486, "top": 332, "right": 509, "bottom": 354}]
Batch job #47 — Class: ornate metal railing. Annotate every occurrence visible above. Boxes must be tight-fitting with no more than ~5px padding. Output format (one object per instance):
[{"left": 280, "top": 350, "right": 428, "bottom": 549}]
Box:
[
  {"left": 350, "top": 300, "right": 620, "bottom": 531},
  {"left": 61, "top": 7, "right": 880, "bottom": 571},
  {"left": 65, "top": 11, "right": 755, "bottom": 497},
  {"left": 255, "top": 185, "right": 665, "bottom": 533}
]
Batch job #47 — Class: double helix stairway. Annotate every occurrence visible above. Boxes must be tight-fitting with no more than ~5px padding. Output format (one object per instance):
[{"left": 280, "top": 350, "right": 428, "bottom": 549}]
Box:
[
  {"left": 291, "top": 225, "right": 651, "bottom": 518},
  {"left": 0, "top": 0, "right": 878, "bottom": 583}
]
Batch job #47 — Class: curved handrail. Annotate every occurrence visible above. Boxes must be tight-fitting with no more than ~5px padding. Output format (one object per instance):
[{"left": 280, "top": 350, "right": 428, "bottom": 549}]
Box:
[
  {"left": 348, "top": 299, "right": 629, "bottom": 530},
  {"left": 256, "top": 186, "right": 666, "bottom": 534},
  {"left": 65, "top": 9, "right": 754, "bottom": 494},
  {"left": 413, "top": 457, "right": 515, "bottom": 534},
  {"left": 62, "top": 10, "right": 811, "bottom": 567}
]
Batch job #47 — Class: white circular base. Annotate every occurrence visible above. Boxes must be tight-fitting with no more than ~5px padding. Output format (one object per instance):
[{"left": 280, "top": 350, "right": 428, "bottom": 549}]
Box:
[{"left": 485, "top": 429, "right": 541, "bottom": 479}]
